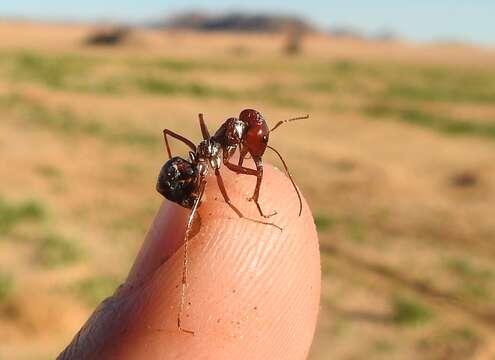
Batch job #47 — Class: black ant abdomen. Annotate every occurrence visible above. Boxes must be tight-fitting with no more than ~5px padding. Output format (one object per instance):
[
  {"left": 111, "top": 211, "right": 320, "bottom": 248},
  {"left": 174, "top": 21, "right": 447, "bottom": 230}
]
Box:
[{"left": 156, "top": 156, "right": 198, "bottom": 209}]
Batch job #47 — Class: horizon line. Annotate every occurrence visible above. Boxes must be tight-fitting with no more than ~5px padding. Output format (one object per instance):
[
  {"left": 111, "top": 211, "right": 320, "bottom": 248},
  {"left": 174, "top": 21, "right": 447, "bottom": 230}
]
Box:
[{"left": 1, "top": 14, "right": 493, "bottom": 49}]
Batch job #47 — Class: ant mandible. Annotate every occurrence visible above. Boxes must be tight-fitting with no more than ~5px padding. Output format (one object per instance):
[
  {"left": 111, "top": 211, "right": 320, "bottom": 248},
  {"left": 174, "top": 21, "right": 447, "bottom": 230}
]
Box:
[{"left": 156, "top": 109, "right": 307, "bottom": 334}]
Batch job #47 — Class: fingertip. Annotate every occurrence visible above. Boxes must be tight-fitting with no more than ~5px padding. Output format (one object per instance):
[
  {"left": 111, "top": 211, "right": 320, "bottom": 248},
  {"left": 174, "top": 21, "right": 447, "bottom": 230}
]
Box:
[
  {"left": 121, "top": 163, "right": 321, "bottom": 359},
  {"left": 66, "top": 163, "right": 321, "bottom": 360}
]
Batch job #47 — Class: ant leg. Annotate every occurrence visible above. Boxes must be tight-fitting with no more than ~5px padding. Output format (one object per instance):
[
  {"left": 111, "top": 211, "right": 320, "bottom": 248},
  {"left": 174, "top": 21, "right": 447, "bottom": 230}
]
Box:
[
  {"left": 238, "top": 146, "right": 249, "bottom": 167},
  {"left": 163, "top": 129, "right": 196, "bottom": 159},
  {"left": 214, "top": 168, "right": 282, "bottom": 230},
  {"left": 178, "top": 178, "right": 206, "bottom": 335},
  {"left": 249, "top": 157, "right": 277, "bottom": 218},
  {"left": 223, "top": 153, "right": 277, "bottom": 218},
  {"left": 198, "top": 113, "right": 210, "bottom": 140},
  {"left": 267, "top": 145, "right": 303, "bottom": 216},
  {"left": 223, "top": 148, "right": 258, "bottom": 175},
  {"left": 224, "top": 159, "right": 258, "bottom": 176}
]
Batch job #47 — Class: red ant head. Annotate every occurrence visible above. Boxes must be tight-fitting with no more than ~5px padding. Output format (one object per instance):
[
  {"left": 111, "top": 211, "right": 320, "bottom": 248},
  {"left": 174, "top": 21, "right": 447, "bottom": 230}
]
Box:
[
  {"left": 239, "top": 109, "right": 269, "bottom": 158},
  {"left": 239, "top": 109, "right": 263, "bottom": 127}
]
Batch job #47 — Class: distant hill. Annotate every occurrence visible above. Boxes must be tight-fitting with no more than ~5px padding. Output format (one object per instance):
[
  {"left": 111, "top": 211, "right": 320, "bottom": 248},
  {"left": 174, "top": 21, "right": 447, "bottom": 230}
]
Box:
[{"left": 154, "top": 12, "right": 315, "bottom": 33}]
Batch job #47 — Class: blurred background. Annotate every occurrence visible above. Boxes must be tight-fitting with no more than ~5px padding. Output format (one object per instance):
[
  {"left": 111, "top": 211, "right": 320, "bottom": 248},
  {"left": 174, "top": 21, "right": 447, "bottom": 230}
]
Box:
[{"left": 1, "top": 1, "right": 495, "bottom": 359}]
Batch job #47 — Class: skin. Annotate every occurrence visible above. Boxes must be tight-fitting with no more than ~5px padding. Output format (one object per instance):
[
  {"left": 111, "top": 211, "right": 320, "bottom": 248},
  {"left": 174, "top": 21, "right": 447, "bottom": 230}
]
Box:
[{"left": 57, "top": 164, "right": 321, "bottom": 360}]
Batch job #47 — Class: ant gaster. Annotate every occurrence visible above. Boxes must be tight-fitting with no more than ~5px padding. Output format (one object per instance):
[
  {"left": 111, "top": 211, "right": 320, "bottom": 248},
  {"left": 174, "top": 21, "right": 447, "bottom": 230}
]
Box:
[{"left": 156, "top": 110, "right": 307, "bottom": 334}]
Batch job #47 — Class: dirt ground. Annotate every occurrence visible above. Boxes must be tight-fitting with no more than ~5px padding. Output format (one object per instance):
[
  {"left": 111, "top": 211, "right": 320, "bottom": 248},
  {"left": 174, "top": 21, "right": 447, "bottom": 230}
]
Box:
[{"left": 0, "top": 21, "right": 495, "bottom": 359}]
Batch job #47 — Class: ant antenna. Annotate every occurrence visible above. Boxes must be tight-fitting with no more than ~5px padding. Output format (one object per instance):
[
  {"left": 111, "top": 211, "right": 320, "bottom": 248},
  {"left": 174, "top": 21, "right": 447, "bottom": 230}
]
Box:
[
  {"left": 270, "top": 114, "right": 309, "bottom": 133},
  {"left": 266, "top": 145, "right": 303, "bottom": 216}
]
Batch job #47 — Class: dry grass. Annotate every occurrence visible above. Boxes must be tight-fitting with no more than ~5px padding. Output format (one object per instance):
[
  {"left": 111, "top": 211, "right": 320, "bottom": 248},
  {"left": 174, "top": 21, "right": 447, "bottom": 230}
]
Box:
[{"left": 0, "top": 21, "right": 495, "bottom": 359}]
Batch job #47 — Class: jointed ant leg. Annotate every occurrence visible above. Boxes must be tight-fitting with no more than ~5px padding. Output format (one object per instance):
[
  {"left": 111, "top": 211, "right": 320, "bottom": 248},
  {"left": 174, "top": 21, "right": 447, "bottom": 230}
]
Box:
[
  {"left": 223, "top": 154, "right": 258, "bottom": 176},
  {"left": 178, "top": 178, "right": 206, "bottom": 335},
  {"left": 238, "top": 146, "right": 249, "bottom": 167},
  {"left": 249, "top": 156, "right": 277, "bottom": 218},
  {"left": 163, "top": 129, "right": 196, "bottom": 159},
  {"left": 224, "top": 152, "right": 277, "bottom": 219},
  {"left": 214, "top": 168, "right": 282, "bottom": 230},
  {"left": 198, "top": 113, "right": 210, "bottom": 140},
  {"left": 214, "top": 168, "right": 242, "bottom": 218}
]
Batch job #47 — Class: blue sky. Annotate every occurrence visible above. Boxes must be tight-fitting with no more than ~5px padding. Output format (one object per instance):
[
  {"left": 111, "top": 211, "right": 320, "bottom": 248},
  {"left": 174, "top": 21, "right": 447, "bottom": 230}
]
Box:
[{"left": 2, "top": 1, "right": 494, "bottom": 45}]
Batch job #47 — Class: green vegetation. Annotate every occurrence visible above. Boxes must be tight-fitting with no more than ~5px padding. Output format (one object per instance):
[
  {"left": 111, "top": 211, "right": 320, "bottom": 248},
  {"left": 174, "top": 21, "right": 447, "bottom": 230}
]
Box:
[
  {"left": 0, "top": 197, "right": 45, "bottom": 234},
  {"left": 444, "top": 257, "right": 494, "bottom": 300},
  {"left": 6, "top": 51, "right": 91, "bottom": 89},
  {"left": 447, "top": 327, "right": 479, "bottom": 342},
  {"left": 445, "top": 257, "right": 493, "bottom": 279},
  {"left": 0, "top": 50, "right": 311, "bottom": 108},
  {"left": 36, "top": 165, "right": 62, "bottom": 178},
  {"left": 1, "top": 50, "right": 495, "bottom": 115},
  {"left": 254, "top": 84, "right": 308, "bottom": 108},
  {"left": 0, "top": 86, "right": 306, "bottom": 153},
  {"left": 134, "top": 76, "right": 179, "bottom": 94},
  {"left": 146, "top": 58, "right": 200, "bottom": 72},
  {"left": 303, "top": 59, "right": 495, "bottom": 105},
  {"left": 314, "top": 214, "right": 336, "bottom": 232},
  {"left": 0, "top": 272, "right": 14, "bottom": 303},
  {"left": 131, "top": 56, "right": 260, "bottom": 73},
  {"left": 372, "top": 339, "right": 395, "bottom": 353},
  {"left": 364, "top": 104, "right": 495, "bottom": 140},
  {"left": 385, "top": 76, "right": 495, "bottom": 104},
  {"left": 346, "top": 218, "right": 367, "bottom": 243},
  {"left": 134, "top": 76, "right": 234, "bottom": 98},
  {"left": 0, "top": 93, "right": 104, "bottom": 135},
  {"left": 120, "top": 163, "right": 141, "bottom": 176},
  {"left": 73, "top": 276, "right": 121, "bottom": 307},
  {"left": 0, "top": 93, "right": 158, "bottom": 149},
  {"left": 35, "top": 234, "right": 82, "bottom": 268},
  {"left": 417, "top": 327, "right": 481, "bottom": 357},
  {"left": 321, "top": 255, "right": 333, "bottom": 275},
  {"left": 392, "top": 296, "right": 433, "bottom": 326}
]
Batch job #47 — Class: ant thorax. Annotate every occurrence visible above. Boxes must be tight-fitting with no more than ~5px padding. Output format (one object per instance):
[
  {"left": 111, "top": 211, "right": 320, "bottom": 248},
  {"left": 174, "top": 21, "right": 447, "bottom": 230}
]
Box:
[
  {"left": 196, "top": 139, "right": 222, "bottom": 171},
  {"left": 213, "top": 117, "right": 247, "bottom": 150},
  {"left": 230, "top": 118, "right": 247, "bottom": 143}
]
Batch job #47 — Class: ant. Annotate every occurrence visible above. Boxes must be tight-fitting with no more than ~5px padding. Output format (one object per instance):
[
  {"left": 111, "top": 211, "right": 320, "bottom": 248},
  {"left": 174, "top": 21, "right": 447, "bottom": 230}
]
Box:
[{"left": 156, "top": 109, "right": 307, "bottom": 334}]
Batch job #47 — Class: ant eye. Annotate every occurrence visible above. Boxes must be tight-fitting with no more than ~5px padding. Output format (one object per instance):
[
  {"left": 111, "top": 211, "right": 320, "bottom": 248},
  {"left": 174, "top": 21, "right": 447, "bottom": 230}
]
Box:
[{"left": 262, "top": 135, "right": 269, "bottom": 143}]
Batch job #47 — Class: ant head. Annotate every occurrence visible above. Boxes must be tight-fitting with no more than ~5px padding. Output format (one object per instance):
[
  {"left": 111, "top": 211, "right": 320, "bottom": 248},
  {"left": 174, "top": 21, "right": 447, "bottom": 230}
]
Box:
[
  {"left": 156, "top": 156, "right": 198, "bottom": 208},
  {"left": 239, "top": 109, "right": 269, "bottom": 157},
  {"left": 239, "top": 109, "right": 264, "bottom": 126},
  {"left": 222, "top": 117, "right": 247, "bottom": 147}
]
